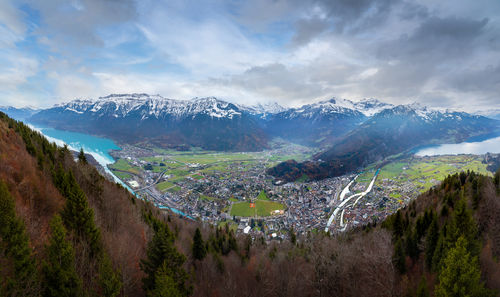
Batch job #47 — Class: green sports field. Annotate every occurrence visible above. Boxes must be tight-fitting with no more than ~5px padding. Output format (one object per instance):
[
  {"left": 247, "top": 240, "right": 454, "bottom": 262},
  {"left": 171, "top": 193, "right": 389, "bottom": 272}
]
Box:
[{"left": 230, "top": 200, "right": 285, "bottom": 217}]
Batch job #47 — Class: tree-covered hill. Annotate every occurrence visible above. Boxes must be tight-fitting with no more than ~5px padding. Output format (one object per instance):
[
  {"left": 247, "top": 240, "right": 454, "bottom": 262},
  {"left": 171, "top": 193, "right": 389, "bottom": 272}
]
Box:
[{"left": 1, "top": 112, "right": 499, "bottom": 296}]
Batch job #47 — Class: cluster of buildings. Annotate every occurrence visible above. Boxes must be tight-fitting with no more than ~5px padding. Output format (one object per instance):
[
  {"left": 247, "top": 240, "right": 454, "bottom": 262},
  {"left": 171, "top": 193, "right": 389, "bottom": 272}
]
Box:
[{"left": 107, "top": 145, "right": 421, "bottom": 238}]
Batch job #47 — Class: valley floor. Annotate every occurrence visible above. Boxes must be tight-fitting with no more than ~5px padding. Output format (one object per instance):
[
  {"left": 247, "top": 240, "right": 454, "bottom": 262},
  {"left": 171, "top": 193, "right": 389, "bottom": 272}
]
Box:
[{"left": 107, "top": 142, "right": 495, "bottom": 238}]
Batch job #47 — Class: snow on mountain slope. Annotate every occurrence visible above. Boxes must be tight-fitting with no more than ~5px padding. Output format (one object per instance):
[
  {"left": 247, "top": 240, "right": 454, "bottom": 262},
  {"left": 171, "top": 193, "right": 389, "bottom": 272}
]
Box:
[
  {"left": 353, "top": 98, "right": 394, "bottom": 116},
  {"left": 374, "top": 102, "right": 487, "bottom": 124},
  {"left": 277, "top": 97, "right": 394, "bottom": 119},
  {"left": 53, "top": 94, "right": 399, "bottom": 122},
  {"left": 238, "top": 102, "right": 286, "bottom": 115},
  {"left": 48, "top": 93, "right": 408, "bottom": 123},
  {"left": 55, "top": 94, "right": 243, "bottom": 120}
]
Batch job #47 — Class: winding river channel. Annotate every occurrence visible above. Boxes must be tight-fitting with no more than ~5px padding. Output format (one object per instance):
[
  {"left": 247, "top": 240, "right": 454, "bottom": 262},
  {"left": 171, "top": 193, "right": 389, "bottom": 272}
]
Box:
[{"left": 325, "top": 169, "right": 380, "bottom": 232}]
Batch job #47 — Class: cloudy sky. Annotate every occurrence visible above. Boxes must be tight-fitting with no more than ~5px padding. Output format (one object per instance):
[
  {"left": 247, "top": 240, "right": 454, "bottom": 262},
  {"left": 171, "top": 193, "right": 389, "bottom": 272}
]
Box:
[{"left": 0, "top": 0, "right": 499, "bottom": 112}]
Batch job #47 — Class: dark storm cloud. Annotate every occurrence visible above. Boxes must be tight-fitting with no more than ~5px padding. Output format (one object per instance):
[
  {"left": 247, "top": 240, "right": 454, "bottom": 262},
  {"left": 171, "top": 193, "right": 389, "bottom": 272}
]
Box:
[
  {"left": 29, "top": 0, "right": 138, "bottom": 48},
  {"left": 291, "top": 18, "right": 330, "bottom": 47},
  {"left": 377, "top": 16, "right": 489, "bottom": 62},
  {"left": 397, "top": 2, "right": 428, "bottom": 20},
  {"left": 315, "top": 0, "right": 398, "bottom": 33},
  {"left": 288, "top": 0, "right": 398, "bottom": 46},
  {"left": 367, "top": 15, "right": 491, "bottom": 94},
  {"left": 2, "top": 0, "right": 499, "bottom": 110},
  {"left": 448, "top": 64, "right": 500, "bottom": 93}
]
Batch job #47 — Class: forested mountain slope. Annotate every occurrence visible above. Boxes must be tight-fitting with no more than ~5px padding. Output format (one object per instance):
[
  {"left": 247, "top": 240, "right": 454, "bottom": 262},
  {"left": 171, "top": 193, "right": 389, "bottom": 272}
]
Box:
[{"left": 1, "top": 112, "right": 500, "bottom": 296}]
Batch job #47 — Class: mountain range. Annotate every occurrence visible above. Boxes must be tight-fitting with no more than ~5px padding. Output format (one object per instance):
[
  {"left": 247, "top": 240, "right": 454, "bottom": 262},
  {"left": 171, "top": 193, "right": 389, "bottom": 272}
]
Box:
[
  {"left": 0, "top": 106, "right": 39, "bottom": 121},
  {"left": 267, "top": 104, "right": 499, "bottom": 181},
  {"left": 5, "top": 93, "right": 498, "bottom": 180},
  {"left": 27, "top": 94, "right": 397, "bottom": 150}
]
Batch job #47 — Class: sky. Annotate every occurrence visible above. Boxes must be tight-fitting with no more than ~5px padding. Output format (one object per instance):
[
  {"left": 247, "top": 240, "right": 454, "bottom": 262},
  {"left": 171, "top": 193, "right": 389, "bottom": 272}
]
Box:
[{"left": 0, "top": 0, "right": 499, "bottom": 112}]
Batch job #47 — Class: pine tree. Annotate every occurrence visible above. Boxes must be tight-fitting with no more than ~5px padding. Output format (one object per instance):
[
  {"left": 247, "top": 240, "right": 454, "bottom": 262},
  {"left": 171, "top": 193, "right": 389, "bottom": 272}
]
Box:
[
  {"left": 61, "top": 171, "right": 101, "bottom": 254},
  {"left": 98, "top": 254, "right": 122, "bottom": 297},
  {"left": 0, "top": 181, "right": 39, "bottom": 296},
  {"left": 141, "top": 223, "right": 190, "bottom": 296},
  {"left": 147, "top": 262, "right": 183, "bottom": 297},
  {"left": 392, "top": 210, "right": 403, "bottom": 238},
  {"left": 290, "top": 228, "right": 297, "bottom": 245},
  {"left": 494, "top": 169, "right": 500, "bottom": 193},
  {"left": 425, "top": 215, "right": 439, "bottom": 270},
  {"left": 78, "top": 148, "right": 87, "bottom": 164},
  {"left": 446, "top": 198, "right": 479, "bottom": 257},
  {"left": 192, "top": 228, "right": 206, "bottom": 261},
  {"left": 435, "top": 236, "right": 495, "bottom": 297},
  {"left": 417, "top": 276, "right": 430, "bottom": 297},
  {"left": 432, "top": 225, "right": 447, "bottom": 272},
  {"left": 393, "top": 238, "right": 406, "bottom": 274},
  {"left": 42, "top": 215, "right": 82, "bottom": 297},
  {"left": 405, "top": 228, "right": 419, "bottom": 260}
]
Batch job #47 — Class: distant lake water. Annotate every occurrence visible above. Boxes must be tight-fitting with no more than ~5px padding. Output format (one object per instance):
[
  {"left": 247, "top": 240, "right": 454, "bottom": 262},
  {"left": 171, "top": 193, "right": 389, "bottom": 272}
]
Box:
[
  {"left": 415, "top": 135, "right": 500, "bottom": 156},
  {"left": 27, "top": 124, "right": 128, "bottom": 186},
  {"left": 34, "top": 126, "right": 120, "bottom": 165}
]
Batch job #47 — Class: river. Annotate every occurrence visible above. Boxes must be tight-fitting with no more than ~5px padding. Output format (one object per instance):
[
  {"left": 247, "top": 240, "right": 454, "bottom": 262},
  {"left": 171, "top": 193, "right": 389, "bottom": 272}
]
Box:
[{"left": 325, "top": 169, "right": 380, "bottom": 233}]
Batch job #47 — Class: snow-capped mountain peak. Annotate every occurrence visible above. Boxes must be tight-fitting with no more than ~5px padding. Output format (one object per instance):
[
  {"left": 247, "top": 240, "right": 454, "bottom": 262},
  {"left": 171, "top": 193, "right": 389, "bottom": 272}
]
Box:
[
  {"left": 188, "top": 97, "right": 241, "bottom": 119},
  {"left": 297, "top": 97, "right": 394, "bottom": 117},
  {"left": 239, "top": 102, "right": 286, "bottom": 116},
  {"left": 353, "top": 98, "right": 394, "bottom": 116},
  {"left": 53, "top": 94, "right": 245, "bottom": 120}
]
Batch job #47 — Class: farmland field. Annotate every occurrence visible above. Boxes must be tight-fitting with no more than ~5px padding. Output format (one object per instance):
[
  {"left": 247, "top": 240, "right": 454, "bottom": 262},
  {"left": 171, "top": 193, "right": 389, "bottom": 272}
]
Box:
[
  {"left": 108, "top": 158, "right": 142, "bottom": 174},
  {"left": 357, "top": 155, "right": 492, "bottom": 195},
  {"left": 156, "top": 181, "right": 174, "bottom": 192}
]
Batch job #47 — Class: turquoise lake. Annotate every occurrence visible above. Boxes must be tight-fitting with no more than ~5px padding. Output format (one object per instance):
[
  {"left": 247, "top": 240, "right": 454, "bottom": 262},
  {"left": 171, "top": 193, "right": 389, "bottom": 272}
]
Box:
[
  {"left": 415, "top": 135, "right": 500, "bottom": 156},
  {"left": 27, "top": 124, "right": 135, "bottom": 192},
  {"left": 36, "top": 127, "right": 121, "bottom": 165}
]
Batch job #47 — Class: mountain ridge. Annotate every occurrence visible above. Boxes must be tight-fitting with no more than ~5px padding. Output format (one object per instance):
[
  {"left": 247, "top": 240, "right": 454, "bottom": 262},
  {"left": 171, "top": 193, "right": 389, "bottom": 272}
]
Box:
[
  {"left": 13, "top": 93, "right": 500, "bottom": 171},
  {"left": 268, "top": 103, "right": 499, "bottom": 181}
]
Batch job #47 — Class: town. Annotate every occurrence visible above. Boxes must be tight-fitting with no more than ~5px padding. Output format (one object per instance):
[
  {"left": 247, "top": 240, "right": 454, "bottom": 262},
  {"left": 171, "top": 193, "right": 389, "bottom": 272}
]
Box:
[{"left": 107, "top": 143, "right": 494, "bottom": 239}]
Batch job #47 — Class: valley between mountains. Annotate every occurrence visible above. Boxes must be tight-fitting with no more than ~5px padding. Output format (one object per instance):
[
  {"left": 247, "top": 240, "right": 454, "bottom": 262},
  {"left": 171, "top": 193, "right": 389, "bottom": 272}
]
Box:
[{"left": 2, "top": 93, "right": 499, "bottom": 236}]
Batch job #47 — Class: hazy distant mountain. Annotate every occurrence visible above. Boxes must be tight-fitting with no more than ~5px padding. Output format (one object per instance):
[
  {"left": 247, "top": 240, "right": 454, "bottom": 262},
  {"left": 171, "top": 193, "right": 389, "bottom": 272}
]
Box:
[
  {"left": 263, "top": 98, "right": 373, "bottom": 146},
  {"left": 237, "top": 102, "right": 286, "bottom": 117},
  {"left": 477, "top": 108, "right": 500, "bottom": 120},
  {"left": 0, "top": 106, "right": 39, "bottom": 121},
  {"left": 27, "top": 94, "right": 498, "bottom": 161},
  {"left": 30, "top": 94, "right": 268, "bottom": 151},
  {"left": 28, "top": 94, "right": 398, "bottom": 151},
  {"left": 268, "top": 103, "right": 500, "bottom": 181}
]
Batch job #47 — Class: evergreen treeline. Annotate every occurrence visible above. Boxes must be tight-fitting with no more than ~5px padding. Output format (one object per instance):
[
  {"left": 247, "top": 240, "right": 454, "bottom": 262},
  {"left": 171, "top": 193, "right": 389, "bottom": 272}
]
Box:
[
  {"left": 0, "top": 113, "right": 183, "bottom": 296},
  {"left": 384, "top": 170, "right": 498, "bottom": 296}
]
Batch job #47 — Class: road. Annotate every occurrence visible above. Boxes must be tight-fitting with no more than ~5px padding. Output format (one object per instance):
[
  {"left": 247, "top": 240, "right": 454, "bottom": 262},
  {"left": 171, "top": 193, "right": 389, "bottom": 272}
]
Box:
[{"left": 135, "top": 169, "right": 168, "bottom": 192}]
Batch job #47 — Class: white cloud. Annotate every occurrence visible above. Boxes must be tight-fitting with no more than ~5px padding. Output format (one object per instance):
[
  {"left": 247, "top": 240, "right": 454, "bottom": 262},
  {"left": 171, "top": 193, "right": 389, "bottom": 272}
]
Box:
[
  {"left": 0, "top": 52, "right": 38, "bottom": 90},
  {"left": 1, "top": 0, "right": 500, "bottom": 112},
  {"left": 137, "top": 6, "right": 281, "bottom": 78},
  {"left": 0, "top": 0, "right": 26, "bottom": 47}
]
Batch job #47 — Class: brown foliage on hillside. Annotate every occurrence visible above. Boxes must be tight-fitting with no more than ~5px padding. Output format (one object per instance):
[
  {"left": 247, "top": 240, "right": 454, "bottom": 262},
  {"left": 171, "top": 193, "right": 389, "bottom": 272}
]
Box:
[
  {"left": 0, "top": 120, "right": 64, "bottom": 251},
  {"left": 2, "top": 112, "right": 500, "bottom": 297}
]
